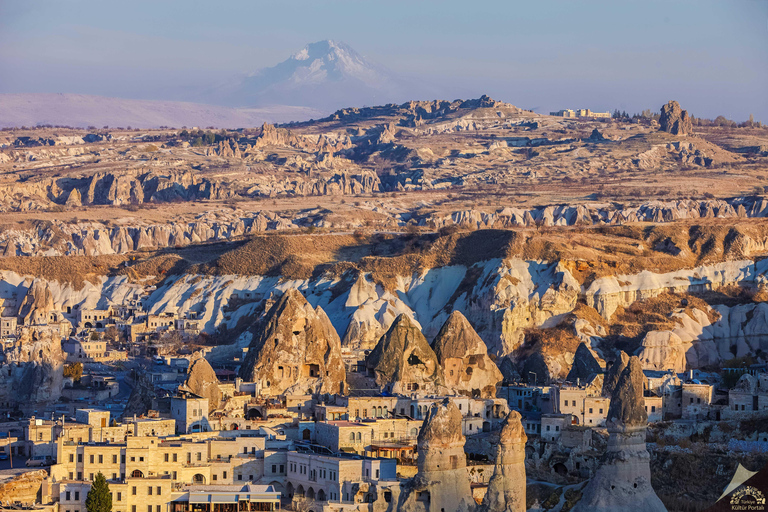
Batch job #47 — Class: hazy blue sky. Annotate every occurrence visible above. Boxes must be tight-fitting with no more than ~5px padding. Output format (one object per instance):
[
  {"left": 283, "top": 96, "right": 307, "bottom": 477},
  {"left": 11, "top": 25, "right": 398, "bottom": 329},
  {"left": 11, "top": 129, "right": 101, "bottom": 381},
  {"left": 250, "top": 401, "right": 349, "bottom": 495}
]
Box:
[{"left": 1, "top": 0, "right": 766, "bottom": 120}]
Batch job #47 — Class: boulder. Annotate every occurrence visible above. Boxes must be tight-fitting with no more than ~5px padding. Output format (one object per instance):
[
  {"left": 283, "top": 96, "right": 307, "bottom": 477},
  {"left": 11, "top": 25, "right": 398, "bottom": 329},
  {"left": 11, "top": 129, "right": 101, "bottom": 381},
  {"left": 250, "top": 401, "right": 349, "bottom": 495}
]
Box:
[
  {"left": 366, "top": 314, "right": 445, "bottom": 395},
  {"left": 432, "top": 311, "right": 503, "bottom": 398},
  {"left": 659, "top": 101, "right": 692, "bottom": 135},
  {"left": 238, "top": 289, "right": 347, "bottom": 395},
  {"left": 480, "top": 411, "right": 527, "bottom": 512}
]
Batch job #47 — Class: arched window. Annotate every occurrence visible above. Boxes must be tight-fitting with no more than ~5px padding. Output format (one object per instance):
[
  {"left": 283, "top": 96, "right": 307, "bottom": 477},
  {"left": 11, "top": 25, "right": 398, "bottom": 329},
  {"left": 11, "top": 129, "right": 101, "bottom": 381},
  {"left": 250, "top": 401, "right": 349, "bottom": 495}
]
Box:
[
  {"left": 349, "top": 432, "right": 355, "bottom": 442},
  {"left": 410, "top": 427, "right": 418, "bottom": 437},
  {"left": 131, "top": 470, "right": 144, "bottom": 478},
  {"left": 356, "top": 432, "right": 361, "bottom": 441}
]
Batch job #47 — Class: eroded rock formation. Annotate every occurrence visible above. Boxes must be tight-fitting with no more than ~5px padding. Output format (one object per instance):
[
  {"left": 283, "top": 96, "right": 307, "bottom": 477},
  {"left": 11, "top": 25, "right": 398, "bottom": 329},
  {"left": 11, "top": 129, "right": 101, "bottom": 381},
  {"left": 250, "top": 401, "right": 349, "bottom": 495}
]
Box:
[
  {"left": 239, "top": 289, "right": 347, "bottom": 395},
  {"left": 366, "top": 314, "right": 445, "bottom": 395},
  {"left": 573, "top": 356, "right": 667, "bottom": 512},
  {"left": 481, "top": 410, "right": 527, "bottom": 512},
  {"left": 0, "top": 470, "right": 47, "bottom": 506},
  {"left": 397, "top": 398, "right": 476, "bottom": 512},
  {"left": 565, "top": 342, "right": 603, "bottom": 384},
  {"left": 0, "top": 329, "right": 64, "bottom": 404},
  {"left": 181, "top": 353, "right": 222, "bottom": 413},
  {"left": 602, "top": 351, "right": 629, "bottom": 397},
  {"left": 659, "top": 100, "right": 692, "bottom": 136},
  {"left": 432, "top": 311, "right": 503, "bottom": 398}
]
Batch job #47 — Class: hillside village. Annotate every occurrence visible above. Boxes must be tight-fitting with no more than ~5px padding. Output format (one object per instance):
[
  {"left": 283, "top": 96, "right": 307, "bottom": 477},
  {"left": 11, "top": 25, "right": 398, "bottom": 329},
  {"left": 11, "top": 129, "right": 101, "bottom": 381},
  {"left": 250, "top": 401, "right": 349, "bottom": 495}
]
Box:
[{"left": 0, "top": 97, "right": 768, "bottom": 512}]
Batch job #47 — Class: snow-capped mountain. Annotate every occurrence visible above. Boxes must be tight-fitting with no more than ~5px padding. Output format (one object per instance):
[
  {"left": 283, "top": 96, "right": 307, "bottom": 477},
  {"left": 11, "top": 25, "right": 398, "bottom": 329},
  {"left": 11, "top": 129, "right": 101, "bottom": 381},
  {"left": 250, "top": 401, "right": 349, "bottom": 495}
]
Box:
[{"left": 207, "top": 40, "right": 431, "bottom": 112}]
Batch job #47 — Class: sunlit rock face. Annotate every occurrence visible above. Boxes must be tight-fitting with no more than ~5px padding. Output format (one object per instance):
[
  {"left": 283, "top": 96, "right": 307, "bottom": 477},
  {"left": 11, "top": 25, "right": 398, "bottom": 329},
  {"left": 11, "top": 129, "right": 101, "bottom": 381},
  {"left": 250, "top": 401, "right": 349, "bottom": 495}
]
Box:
[{"left": 238, "top": 288, "right": 347, "bottom": 395}]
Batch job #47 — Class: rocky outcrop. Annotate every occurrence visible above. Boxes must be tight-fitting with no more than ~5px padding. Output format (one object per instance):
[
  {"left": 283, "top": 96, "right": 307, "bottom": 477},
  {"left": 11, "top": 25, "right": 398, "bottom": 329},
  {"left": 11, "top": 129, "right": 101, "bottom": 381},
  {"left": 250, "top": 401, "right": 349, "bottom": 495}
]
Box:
[
  {"left": 636, "top": 330, "right": 688, "bottom": 372},
  {"left": 659, "top": 101, "right": 692, "bottom": 136},
  {"left": 0, "top": 329, "right": 64, "bottom": 404},
  {"left": 565, "top": 342, "right": 603, "bottom": 384},
  {"left": 0, "top": 470, "right": 47, "bottom": 506},
  {"left": 573, "top": 357, "right": 667, "bottom": 512},
  {"left": 481, "top": 410, "right": 527, "bottom": 512},
  {"left": 18, "top": 279, "right": 56, "bottom": 326},
  {"left": 397, "top": 398, "right": 476, "bottom": 512},
  {"left": 238, "top": 289, "right": 346, "bottom": 395},
  {"left": 366, "top": 314, "right": 445, "bottom": 395},
  {"left": 181, "top": 353, "right": 222, "bottom": 413},
  {"left": 602, "top": 351, "right": 629, "bottom": 397},
  {"left": 432, "top": 311, "right": 502, "bottom": 398}
]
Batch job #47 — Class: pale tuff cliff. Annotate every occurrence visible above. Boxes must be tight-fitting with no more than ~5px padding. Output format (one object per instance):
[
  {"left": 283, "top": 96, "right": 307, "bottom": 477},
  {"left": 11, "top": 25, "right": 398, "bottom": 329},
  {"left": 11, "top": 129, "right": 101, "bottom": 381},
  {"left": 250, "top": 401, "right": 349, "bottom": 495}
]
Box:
[
  {"left": 239, "top": 289, "right": 347, "bottom": 395},
  {"left": 573, "top": 357, "right": 667, "bottom": 512}
]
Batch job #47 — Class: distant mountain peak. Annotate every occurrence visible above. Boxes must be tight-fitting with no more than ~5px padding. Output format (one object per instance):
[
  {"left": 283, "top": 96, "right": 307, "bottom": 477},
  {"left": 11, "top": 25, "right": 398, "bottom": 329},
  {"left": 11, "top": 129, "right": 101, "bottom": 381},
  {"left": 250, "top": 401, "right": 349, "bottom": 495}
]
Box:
[{"left": 208, "top": 40, "right": 428, "bottom": 111}]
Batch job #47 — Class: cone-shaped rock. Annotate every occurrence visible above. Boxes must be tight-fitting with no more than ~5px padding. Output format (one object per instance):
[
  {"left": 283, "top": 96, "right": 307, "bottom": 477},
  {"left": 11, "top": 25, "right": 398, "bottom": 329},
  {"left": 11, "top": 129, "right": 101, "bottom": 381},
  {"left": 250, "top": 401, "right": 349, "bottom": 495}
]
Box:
[
  {"left": 565, "top": 342, "right": 602, "bottom": 384},
  {"left": 602, "top": 351, "right": 629, "bottom": 397},
  {"left": 432, "top": 311, "right": 503, "bottom": 398},
  {"left": 572, "top": 357, "right": 667, "bottom": 512},
  {"left": 182, "top": 353, "right": 222, "bottom": 413},
  {"left": 366, "top": 314, "right": 444, "bottom": 395},
  {"left": 481, "top": 410, "right": 527, "bottom": 512},
  {"left": 397, "top": 398, "right": 476, "bottom": 512},
  {"left": 238, "top": 288, "right": 346, "bottom": 395}
]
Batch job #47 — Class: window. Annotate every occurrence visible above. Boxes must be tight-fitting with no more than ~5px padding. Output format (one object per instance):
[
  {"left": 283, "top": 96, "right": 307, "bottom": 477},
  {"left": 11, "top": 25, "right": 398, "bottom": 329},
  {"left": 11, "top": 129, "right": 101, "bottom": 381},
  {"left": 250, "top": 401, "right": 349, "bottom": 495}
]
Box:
[
  {"left": 117, "top": 492, "right": 122, "bottom": 502},
  {"left": 77, "top": 472, "right": 82, "bottom": 480},
  {"left": 139, "top": 457, "right": 144, "bottom": 462},
  {"left": 173, "top": 453, "right": 177, "bottom": 462},
  {"left": 132, "top": 486, "right": 137, "bottom": 496},
  {"left": 157, "top": 487, "right": 161, "bottom": 495},
  {"left": 77, "top": 454, "right": 83, "bottom": 463},
  {"left": 130, "top": 457, "right": 135, "bottom": 462},
  {"left": 98, "top": 454, "right": 103, "bottom": 463},
  {"left": 148, "top": 486, "right": 153, "bottom": 495},
  {"left": 113, "top": 455, "right": 118, "bottom": 464},
  {"left": 213, "top": 474, "right": 218, "bottom": 481},
  {"left": 238, "top": 475, "right": 243, "bottom": 481},
  {"left": 546, "top": 425, "right": 550, "bottom": 431},
  {"left": 69, "top": 472, "right": 73, "bottom": 480},
  {"left": 651, "top": 406, "right": 656, "bottom": 413},
  {"left": 121, "top": 455, "right": 125, "bottom": 463},
  {"left": 272, "top": 465, "right": 277, "bottom": 474},
  {"left": 74, "top": 492, "right": 80, "bottom": 501},
  {"left": 90, "top": 473, "right": 94, "bottom": 481},
  {"left": 599, "top": 408, "right": 603, "bottom": 414},
  {"left": 157, "top": 506, "right": 161, "bottom": 512},
  {"left": 69, "top": 454, "right": 74, "bottom": 463},
  {"left": 112, "top": 473, "right": 117, "bottom": 480},
  {"left": 148, "top": 506, "right": 152, "bottom": 512},
  {"left": 164, "top": 454, "right": 169, "bottom": 462},
  {"left": 197, "top": 452, "right": 202, "bottom": 461},
  {"left": 222, "top": 472, "right": 227, "bottom": 479},
  {"left": 66, "top": 492, "right": 71, "bottom": 501},
  {"left": 172, "top": 471, "right": 177, "bottom": 480},
  {"left": 131, "top": 506, "right": 136, "bottom": 512}
]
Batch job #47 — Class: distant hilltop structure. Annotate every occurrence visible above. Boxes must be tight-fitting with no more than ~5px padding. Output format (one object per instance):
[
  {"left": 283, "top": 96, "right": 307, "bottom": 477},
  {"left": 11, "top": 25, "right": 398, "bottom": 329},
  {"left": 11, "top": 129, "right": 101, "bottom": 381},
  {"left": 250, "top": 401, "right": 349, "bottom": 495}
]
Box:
[{"left": 550, "top": 108, "right": 611, "bottom": 119}]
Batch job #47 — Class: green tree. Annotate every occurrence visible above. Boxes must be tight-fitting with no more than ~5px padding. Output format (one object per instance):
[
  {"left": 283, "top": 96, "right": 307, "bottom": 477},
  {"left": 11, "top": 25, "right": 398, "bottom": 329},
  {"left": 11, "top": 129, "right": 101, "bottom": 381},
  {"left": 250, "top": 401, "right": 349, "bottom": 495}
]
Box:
[
  {"left": 63, "top": 362, "right": 83, "bottom": 382},
  {"left": 86, "top": 473, "right": 112, "bottom": 512}
]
